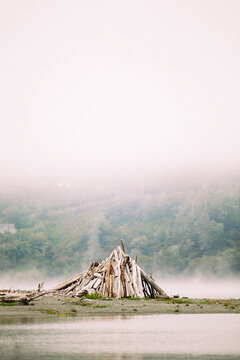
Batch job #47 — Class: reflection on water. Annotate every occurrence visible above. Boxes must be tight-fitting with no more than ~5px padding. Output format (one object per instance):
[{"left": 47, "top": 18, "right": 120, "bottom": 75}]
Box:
[
  {"left": 0, "top": 355, "right": 238, "bottom": 360},
  {"left": 0, "top": 316, "right": 50, "bottom": 326},
  {"left": 0, "top": 313, "right": 62, "bottom": 326},
  {"left": 0, "top": 314, "right": 240, "bottom": 360}
]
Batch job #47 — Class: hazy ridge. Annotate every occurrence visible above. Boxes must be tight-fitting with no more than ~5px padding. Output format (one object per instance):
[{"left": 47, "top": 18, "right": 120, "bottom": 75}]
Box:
[{"left": 0, "top": 174, "right": 239, "bottom": 283}]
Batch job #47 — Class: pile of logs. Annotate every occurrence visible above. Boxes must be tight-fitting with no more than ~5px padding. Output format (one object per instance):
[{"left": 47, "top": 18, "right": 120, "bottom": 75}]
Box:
[
  {"left": 50, "top": 240, "right": 168, "bottom": 298},
  {"left": 0, "top": 289, "right": 42, "bottom": 304},
  {"left": 0, "top": 240, "right": 168, "bottom": 303}
]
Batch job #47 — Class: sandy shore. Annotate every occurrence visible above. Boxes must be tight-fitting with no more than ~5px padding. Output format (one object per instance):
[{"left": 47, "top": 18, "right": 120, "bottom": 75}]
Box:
[{"left": 0, "top": 296, "right": 240, "bottom": 323}]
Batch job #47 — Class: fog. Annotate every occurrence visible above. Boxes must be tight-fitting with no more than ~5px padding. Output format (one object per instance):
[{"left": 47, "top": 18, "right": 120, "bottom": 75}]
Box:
[
  {"left": 0, "top": 2, "right": 239, "bottom": 299},
  {"left": 1, "top": 275, "right": 240, "bottom": 299},
  {"left": 158, "top": 276, "right": 240, "bottom": 299},
  {"left": 0, "top": 0, "right": 240, "bottom": 184}
]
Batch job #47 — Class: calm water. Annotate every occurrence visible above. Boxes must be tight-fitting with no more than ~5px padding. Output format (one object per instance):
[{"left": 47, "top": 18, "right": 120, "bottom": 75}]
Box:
[{"left": 0, "top": 314, "right": 239, "bottom": 360}]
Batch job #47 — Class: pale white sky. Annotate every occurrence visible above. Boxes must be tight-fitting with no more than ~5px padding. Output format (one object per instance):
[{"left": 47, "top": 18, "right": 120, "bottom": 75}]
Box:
[{"left": 0, "top": 0, "right": 239, "bottom": 182}]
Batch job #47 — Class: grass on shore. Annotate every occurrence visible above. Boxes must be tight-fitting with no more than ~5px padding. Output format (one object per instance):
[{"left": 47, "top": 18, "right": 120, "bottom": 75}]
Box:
[
  {"left": 0, "top": 302, "right": 16, "bottom": 306},
  {"left": 156, "top": 298, "right": 193, "bottom": 304},
  {"left": 42, "top": 308, "right": 78, "bottom": 316}
]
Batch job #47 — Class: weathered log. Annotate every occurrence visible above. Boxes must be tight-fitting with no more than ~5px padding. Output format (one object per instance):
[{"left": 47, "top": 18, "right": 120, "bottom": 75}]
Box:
[
  {"left": 38, "top": 282, "right": 44, "bottom": 292},
  {"left": 94, "top": 273, "right": 102, "bottom": 279},
  {"left": 93, "top": 278, "right": 101, "bottom": 290},
  {"left": 136, "top": 264, "right": 144, "bottom": 298},
  {"left": 76, "top": 277, "right": 98, "bottom": 295},
  {"left": 120, "top": 263, "right": 127, "bottom": 297},
  {"left": 0, "top": 291, "right": 45, "bottom": 304},
  {"left": 105, "top": 261, "right": 112, "bottom": 297},
  {"left": 121, "top": 239, "right": 126, "bottom": 253},
  {"left": 125, "top": 264, "right": 135, "bottom": 296},
  {"left": 53, "top": 271, "right": 86, "bottom": 291},
  {"left": 63, "top": 282, "right": 78, "bottom": 294},
  {"left": 132, "top": 260, "right": 140, "bottom": 297},
  {"left": 116, "top": 259, "right": 121, "bottom": 297},
  {"left": 140, "top": 269, "right": 167, "bottom": 296}
]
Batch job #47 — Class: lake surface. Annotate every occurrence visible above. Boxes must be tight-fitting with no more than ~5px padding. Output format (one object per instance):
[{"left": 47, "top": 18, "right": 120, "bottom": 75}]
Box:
[{"left": 0, "top": 314, "right": 239, "bottom": 360}]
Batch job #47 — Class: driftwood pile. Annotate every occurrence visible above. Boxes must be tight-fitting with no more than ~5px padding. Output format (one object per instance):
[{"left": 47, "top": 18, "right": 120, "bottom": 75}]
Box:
[
  {"left": 0, "top": 289, "right": 44, "bottom": 305},
  {"left": 50, "top": 241, "right": 167, "bottom": 298},
  {"left": 0, "top": 241, "right": 168, "bottom": 304}
]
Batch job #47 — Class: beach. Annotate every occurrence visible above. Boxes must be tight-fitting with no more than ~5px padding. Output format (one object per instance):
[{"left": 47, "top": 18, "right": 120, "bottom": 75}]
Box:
[{"left": 1, "top": 296, "right": 239, "bottom": 322}]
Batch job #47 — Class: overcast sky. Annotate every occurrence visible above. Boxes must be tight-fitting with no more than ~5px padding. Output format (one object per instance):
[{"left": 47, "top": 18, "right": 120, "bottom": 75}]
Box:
[{"left": 0, "top": 0, "right": 239, "bottom": 183}]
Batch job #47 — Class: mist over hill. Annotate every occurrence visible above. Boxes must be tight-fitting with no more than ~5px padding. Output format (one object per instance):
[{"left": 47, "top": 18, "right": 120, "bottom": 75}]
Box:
[{"left": 0, "top": 173, "right": 239, "bottom": 283}]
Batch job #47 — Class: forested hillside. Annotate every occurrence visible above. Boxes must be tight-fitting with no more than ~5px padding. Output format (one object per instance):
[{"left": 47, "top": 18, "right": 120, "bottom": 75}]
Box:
[{"left": 0, "top": 176, "right": 239, "bottom": 279}]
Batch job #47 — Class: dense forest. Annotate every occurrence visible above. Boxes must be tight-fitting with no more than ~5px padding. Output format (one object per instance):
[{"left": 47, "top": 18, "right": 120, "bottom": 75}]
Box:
[{"left": 0, "top": 175, "right": 239, "bottom": 280}]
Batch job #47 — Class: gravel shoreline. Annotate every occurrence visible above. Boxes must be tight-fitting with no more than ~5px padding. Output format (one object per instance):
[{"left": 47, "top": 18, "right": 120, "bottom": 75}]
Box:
[{"left": 0, "top": 296, "right": 239, "bottom": 323}]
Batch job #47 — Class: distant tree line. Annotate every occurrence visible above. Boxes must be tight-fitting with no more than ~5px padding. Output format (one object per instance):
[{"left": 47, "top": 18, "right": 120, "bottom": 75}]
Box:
[{"left": 0, "top": 177, "right": 239, "bottom": 278}]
